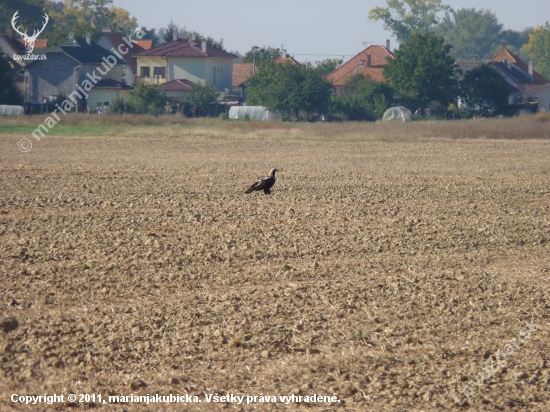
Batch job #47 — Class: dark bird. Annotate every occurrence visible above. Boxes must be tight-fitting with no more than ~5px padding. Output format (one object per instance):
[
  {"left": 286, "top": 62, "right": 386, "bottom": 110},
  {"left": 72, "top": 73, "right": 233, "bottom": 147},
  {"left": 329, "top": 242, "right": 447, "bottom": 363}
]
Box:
[{"left": 245, "top": 168, "right": 278, "bottom": 195}]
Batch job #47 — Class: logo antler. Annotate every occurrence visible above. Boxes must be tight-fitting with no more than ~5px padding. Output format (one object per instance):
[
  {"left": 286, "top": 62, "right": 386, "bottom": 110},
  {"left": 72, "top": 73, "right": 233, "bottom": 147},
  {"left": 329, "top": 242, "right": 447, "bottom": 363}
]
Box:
[{"left": 11, "top": 11, "right": 49, "bottom": 55}]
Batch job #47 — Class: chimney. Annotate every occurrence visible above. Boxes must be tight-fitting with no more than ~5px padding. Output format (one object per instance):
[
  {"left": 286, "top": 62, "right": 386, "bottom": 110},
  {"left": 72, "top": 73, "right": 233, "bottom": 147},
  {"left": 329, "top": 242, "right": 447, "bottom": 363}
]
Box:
[
  {"left": 529, "top": 60, "right": 534, "bottom": 76},
  {"left": 86, "top": 32, "right": 91, "bottom": 45},
  {"left": 282, "top": 49, "right": 287, "bottom": 59},
  {"left": 366, "top": 54, "right": 371, "bottom": 67},
  {"left": 202, "top": 40, "right": 207, "bottom": 52},
  {"left": 173, "top": 32, "right": 178, "bottom": 41},
  {"left": 386, "top": 39, "right": 390, "bottom": 50},
  {"left": 191, "top": 34, "right": 195, "bottom": 41}
]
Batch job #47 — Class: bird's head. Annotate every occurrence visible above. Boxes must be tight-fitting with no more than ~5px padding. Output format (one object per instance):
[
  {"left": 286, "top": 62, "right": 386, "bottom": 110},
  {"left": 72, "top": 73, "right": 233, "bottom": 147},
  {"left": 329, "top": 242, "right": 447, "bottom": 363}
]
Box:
[{"left": 269, "top": 168, "right": 278, "bottom": 176}]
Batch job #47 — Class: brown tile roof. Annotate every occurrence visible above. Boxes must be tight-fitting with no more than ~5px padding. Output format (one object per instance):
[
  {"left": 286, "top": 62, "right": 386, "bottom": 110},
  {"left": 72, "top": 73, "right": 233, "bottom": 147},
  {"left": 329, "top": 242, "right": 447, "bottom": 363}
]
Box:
[
  {"left": 325, "top": 45, "right": 394, "bottom": 86},
  {"left": 232, "top": 63, "right": 254, "bottom": 87},
  {"left": 133, "top": 40, "right": 152, "bottom": 50},
  {"left": 136, "top": 38, "right": 237, "bottom": 59},
  {"left": 160, "top": 79, "right": 196, "bottom": 92},
  {"left": 488, "top": 47, "right": 548, "bottom": 85}
]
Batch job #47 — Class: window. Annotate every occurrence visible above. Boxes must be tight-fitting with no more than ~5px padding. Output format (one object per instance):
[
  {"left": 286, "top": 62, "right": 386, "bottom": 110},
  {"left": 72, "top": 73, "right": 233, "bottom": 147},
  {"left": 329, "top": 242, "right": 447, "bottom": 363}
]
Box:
[
  {"left": 140, "top": 66, "right": 150, "bottom": 78},
  {"left": 153, "top": 67, "right": 166, "bottom": 78}
]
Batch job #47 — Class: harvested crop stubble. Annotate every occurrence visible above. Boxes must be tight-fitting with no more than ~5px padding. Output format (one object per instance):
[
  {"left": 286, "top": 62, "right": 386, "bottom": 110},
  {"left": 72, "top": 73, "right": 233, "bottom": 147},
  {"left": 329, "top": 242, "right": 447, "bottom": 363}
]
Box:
[{"left": 0, "top": 130, "right": 549, "bottom": 411}]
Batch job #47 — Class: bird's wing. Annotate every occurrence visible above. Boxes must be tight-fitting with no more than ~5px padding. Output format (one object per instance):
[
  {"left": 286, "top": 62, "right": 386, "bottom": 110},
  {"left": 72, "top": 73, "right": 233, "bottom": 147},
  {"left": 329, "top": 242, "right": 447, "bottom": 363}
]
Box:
[{"left": 245, "top": 178, "right": 267, "bottom": 193}]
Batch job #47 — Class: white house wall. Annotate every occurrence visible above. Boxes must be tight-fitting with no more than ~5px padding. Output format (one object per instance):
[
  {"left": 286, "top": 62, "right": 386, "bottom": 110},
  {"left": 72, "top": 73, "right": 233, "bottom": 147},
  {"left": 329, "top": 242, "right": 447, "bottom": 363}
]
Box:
[
  {"left": 168, "top": 58, "right": 206, "bottom": 84},
  {"left": 87, "top": 89, "right": 131, "bottom": 111},
  {"left": 205, "top": 58, "right": 233, "bottom": 91}
]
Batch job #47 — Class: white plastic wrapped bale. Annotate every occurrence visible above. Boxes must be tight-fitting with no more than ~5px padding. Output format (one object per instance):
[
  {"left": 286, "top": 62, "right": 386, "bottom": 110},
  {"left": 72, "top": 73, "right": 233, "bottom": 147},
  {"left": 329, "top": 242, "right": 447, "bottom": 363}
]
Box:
[
  {"left": 228, "top": 106, "right": 282, "bottom": 121},
  {"left": 382, "top": 106, "right": 412, "bottom": 122},
  {"left": 0, "top": 105, "right": 25, "bottom": 116}
]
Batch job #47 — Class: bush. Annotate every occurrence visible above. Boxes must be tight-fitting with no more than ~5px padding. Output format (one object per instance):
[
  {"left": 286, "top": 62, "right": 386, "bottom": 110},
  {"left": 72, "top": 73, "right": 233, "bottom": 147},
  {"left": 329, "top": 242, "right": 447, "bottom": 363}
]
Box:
[{"left": 126, "top": 83, "right": 167, "bottom": 115}]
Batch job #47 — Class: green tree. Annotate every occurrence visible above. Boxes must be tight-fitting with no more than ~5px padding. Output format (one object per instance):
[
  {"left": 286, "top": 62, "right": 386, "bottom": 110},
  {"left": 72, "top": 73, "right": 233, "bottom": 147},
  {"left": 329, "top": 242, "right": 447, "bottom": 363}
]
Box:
[
  {"left": 183, "top": 83, "right": 219, "bottom": 117},
  {"left": 434, "top": 8, "right": 502, "bottom": 60},
  {"left": 460, "top": 65, "right": 511, "bottom": 116},
  {"left": 499, "top": 27, "right": 533, "bottom": 56},
  {"left": 242, "top": 46, "right": 281, "bottom": 67},
  {"left": 383, "top": 31, "right": 458, "bottom": 110},
  {"left": 246, "top": 61, "right": 332, "bottom": 120},
  {"left": 0, "top": 0, "right": 46, "bottom": 35},
  {"left": 162, "top": 20, "right": 177, "bottom": 43},
  {"left": 331, "top": 74, "right": 394, "bottom": 121},
  {"left": 157, "top": 22, "right": 224, "bottom": 49},
  {"left": 526, "top": 22, "right": 550, "bottom": 80},
  {"left": 315, "top": 58, "right": 343, "bottom": 77},
  {"left": 126, "top": 83, "right": 167, "bottom": 115},
  {"left": 44, "top": 0, "right": 137, "bottom": 46},
  {"left": 0, "top": 51, "right": 23, "bottom": 105},
  {"left": 368, "top": 0, "right": 450, "bottom": 43}
]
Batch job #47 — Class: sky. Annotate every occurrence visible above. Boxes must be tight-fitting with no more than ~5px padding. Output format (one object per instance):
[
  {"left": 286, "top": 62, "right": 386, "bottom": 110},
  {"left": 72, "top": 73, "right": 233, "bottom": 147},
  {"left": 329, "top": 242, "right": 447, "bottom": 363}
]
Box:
[{"left": 113, "top": 0, "right": 550, "bottom": 62}]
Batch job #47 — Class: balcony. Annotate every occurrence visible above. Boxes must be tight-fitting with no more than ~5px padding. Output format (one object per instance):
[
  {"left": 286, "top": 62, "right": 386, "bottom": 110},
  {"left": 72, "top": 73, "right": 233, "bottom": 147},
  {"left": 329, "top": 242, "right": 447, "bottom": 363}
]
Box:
[{"left": 137, "top": 76, "right": 167, "bottom": 85}]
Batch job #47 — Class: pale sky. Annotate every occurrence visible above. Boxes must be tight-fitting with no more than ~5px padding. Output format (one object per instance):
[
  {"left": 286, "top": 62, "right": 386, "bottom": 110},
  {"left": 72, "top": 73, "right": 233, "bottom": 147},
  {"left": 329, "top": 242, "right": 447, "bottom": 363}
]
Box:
[{"left": 113, "top": 0, "right": 550, "bottom": 61}]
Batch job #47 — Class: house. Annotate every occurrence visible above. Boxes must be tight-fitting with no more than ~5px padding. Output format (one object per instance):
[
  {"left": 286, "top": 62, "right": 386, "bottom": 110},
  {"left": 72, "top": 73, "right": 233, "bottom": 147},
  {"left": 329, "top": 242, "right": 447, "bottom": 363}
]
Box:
[
  {"left": 458, "top": 47, "right": 550, "bottom": 114},
  {"left": 325, "top": 42, "right": 394, "bottom": 94},
  {"left": 24, "top": 35, "right": 126, "bottom": 112},
  {"left": 232, "top": 63, "right": 254, "bottom": 100},
  {"left": 159, "top": 79, "right": 195, "bottom": 112},
  {"left": 87, "top": 78, "right": 133, "bottom": 112},
  {"left": 95, "top": 28, "right": 151, "bottom": 85},
  {"left": 135, "top": 37, "right": 238, "bottom": 91},
  {"left": 1, "top": 28, "right": 49, "bottom": 98},
  {"left": 488, "top": 47, "right": 550, "bottom": 114}
]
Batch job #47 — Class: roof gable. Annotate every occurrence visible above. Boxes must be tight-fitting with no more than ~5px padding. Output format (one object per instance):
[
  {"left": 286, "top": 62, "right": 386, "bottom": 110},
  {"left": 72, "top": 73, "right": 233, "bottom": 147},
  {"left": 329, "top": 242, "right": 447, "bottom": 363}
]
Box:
[
  {"left": 489, "top": 47, "right": 548, "bottom": 85},
  {"left": 325, "top": 44, "right": 394, "bottom": 86},
  {"left": 275, "top": 55, "right": 300, "bottom": 65},
  {"left": 136, "top": 38, "right": 237, "bottom": 59},
  {"left": 97, "top": 31, "right": 141, "bottom": 72}
]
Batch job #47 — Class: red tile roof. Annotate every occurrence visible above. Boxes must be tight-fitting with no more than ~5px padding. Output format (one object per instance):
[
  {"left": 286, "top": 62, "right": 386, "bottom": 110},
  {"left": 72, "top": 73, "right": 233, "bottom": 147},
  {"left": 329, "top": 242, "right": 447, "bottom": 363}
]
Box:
[
  {"left": 488, "top": 47, "right": 548, "bottom": 85},
  {"left": 325, "top": 45, "right": 394, "bottom": 86},
  {"left": 136, "top": 38, "right": 237, "bottom": 59},
  {"left": 232, "top": 63, "right": 254, "bottom": 87},
  {"left": 133, "top": 40, "right": 152, "bottom": 50},
  {"left": 160, "top": 79, "right": 196, "bottom": 92}
]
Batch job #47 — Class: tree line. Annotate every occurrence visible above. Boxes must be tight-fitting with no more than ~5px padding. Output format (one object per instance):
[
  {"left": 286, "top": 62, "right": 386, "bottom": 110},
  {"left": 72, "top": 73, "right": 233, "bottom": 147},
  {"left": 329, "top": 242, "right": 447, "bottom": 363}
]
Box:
[{"left": 2, "top": 0, "right": 550, "bottom": 119}]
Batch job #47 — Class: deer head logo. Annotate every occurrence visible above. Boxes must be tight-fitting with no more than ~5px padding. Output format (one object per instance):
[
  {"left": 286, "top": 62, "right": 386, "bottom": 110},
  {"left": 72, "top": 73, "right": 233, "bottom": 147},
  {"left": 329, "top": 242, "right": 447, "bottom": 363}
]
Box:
[{"left": 11, "top": 11, "right": 49, "bottom": 55}]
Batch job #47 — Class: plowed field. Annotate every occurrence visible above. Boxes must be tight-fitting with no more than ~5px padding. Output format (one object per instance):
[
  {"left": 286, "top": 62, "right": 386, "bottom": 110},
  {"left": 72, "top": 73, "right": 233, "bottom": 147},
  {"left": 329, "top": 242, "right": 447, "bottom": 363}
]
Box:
[{"left": 1, "top": 126, "right": 549, "bottom": 411}]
